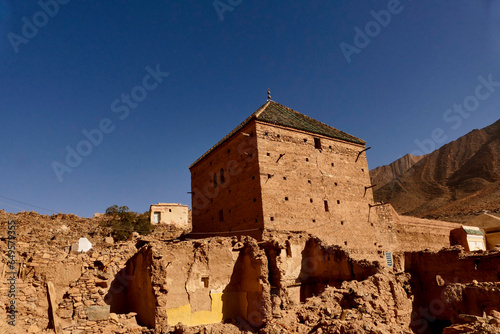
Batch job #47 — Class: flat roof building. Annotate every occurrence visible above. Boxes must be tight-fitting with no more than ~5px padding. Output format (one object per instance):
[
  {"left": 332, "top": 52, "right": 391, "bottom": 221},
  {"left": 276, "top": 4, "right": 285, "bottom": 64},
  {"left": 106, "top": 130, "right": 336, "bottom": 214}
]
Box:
[{"left": 150, "top": 203, "right": 189, "bottom": 228}]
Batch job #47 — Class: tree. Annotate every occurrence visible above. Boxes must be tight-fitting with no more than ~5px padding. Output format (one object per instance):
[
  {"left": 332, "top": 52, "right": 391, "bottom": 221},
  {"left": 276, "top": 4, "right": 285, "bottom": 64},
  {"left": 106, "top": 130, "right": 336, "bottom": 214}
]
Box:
[{"left": 101, "top": 205, "right": 154, "bottom": 241}]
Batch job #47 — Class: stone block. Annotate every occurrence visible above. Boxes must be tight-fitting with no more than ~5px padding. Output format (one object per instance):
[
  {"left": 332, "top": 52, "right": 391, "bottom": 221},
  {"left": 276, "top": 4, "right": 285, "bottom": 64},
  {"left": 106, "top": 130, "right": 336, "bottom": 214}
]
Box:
[{"left": 85, "top": 305, "right": 110, "bottom": 321}]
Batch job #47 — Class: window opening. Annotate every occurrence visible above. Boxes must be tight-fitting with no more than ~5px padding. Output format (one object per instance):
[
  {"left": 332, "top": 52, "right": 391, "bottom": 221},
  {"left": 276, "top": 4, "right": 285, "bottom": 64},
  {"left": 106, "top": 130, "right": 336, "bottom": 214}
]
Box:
[
  {"left": 314, "top": 138, "right": 322, "bottom": 149},
  {"left": 220, "top": 169, "right": 225, "bottom": 184},
  {"left": 153, "top": 212, "right": 160, "bottom": 224}
]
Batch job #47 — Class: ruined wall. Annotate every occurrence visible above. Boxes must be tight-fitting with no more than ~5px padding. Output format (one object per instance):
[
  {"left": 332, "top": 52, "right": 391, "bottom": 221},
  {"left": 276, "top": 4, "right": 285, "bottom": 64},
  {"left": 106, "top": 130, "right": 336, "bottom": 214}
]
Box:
[
  {"left": 190, "top": 121, "right": 264, "bottom": 240},
  {"left": 140, "top": 238, "right": 270, "bottom": 330},
  {"left": 0, "top": 211, "right": 148, "bottom": 333},
  {"left": 261, "top": 232, "right": 382, "bottom": 308},
  {"left": 150, "top": 203, "right": 189, "bottom": 228},
  {"left": 445, "top": 282, "right": 500, "bottom": 322},
  {"left": 123, "top": 246, "right": 156, "bottom": 328},
  {"left": 255, "top": 122, "right": 379, "bottom": 253},
  {"left": 222, "top": 241, "right": 271, "bottom": 327},
  {"left": 405, "top": 248, "right": 500, "bottom": 323}
]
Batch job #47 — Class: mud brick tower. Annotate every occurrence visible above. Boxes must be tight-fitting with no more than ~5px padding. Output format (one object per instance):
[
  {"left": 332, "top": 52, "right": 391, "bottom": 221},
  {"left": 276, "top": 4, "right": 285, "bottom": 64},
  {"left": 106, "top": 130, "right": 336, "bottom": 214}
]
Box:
[{"left": 189, "top": 100, "right": 377, "bottom": 250}]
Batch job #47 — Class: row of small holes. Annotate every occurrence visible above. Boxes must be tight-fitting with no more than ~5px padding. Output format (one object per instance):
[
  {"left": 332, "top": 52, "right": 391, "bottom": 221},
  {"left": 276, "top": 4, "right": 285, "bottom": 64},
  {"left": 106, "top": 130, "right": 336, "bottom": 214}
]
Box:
[
  {"left": 265, "top": 152, "right": 336, "bottom": 166},
  {"left": 283, "top": 197, "right": 341, "bottom": 204},
  {"left": 268, "top": 217, "right": 345, "bottom": 225}
]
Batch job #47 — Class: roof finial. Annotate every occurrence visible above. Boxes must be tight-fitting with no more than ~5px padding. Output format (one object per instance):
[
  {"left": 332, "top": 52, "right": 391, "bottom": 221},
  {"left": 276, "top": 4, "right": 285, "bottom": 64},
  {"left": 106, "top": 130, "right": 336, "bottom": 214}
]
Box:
[{"left": 267, "top": 88, "right": 271, "bottom": 101}]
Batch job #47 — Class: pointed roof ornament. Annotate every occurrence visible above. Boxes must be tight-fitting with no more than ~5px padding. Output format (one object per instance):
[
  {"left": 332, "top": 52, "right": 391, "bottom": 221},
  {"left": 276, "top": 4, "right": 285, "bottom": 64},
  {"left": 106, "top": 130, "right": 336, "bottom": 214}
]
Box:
[{"left": 267, "top": 88, "right": 271, "bottom": 101}]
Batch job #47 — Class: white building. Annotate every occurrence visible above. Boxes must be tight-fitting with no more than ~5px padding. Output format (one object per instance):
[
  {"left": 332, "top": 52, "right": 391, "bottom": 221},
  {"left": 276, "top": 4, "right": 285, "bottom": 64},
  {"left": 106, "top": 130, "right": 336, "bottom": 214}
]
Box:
[{"left": 149, "top": 203, "right": 189, "bottom": 228}]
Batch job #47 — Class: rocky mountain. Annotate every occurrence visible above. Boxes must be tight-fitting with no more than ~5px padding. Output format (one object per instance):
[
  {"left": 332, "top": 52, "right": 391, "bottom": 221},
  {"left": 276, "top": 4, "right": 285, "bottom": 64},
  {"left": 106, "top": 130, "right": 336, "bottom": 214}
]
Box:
[
  {"left": 371, "top": 119, "right": 500, "bottom": 222},
  {"left": 370, "top": 154, "right": 424, "bottom": 192}
]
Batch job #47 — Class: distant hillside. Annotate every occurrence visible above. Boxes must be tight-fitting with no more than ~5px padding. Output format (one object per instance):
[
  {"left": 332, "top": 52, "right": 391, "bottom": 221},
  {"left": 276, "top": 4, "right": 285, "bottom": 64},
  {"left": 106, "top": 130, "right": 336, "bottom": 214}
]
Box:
[
  {"left": 371, "top": 119, "right": 500, "bottom": 223},
  {"left": 370, "top": 154, "right": 423, "bottom": 192}
]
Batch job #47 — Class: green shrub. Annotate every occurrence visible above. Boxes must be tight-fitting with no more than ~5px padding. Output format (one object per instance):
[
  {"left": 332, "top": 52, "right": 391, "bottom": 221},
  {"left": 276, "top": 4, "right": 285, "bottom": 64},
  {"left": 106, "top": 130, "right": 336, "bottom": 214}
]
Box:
[{"left": 101, "top": 205, "right": 154, "bottom": 241}]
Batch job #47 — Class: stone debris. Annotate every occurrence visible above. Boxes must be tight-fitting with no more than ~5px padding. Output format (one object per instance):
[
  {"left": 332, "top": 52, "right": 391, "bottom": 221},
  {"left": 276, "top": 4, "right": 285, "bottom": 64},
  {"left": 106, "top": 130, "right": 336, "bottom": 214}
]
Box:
[
  {"left": 0, "top": 210, "right": 157, "bottom": 333},
  {"left": 1, "top": 210, "right": 499, "bottom": 333}
]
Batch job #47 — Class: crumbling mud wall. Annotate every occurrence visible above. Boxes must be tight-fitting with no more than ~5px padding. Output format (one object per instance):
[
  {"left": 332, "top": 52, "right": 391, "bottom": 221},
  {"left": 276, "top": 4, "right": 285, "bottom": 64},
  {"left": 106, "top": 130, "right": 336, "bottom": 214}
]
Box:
[
  {"left": 405, "top": 247, "right": 500, "bottom": 333},
  {"left": 110, "top": 233, "right": 393, "bottom": 331},
  {"left": 260, "top": 232, "right": 383, "bottom": 311},
  {"left": 296, "top": 238, "right": 381, "bottom": 302},
  {"left": 115, "top": 237, "right": 271, "bottom": 331},
  {"left": 0, "top": 211, "right": 148, "bottom": 333},
  {"left": 222, "top": 240, "right": 272, "bottom": 327},
  {"left": 445, "top": 282, "right": 500, "bottom": 322},
  {"left": 106, "top": 246, "right": 156, "bottom": 328},
  {"left": 257, "top": 232, "right": 415, "bottom": 333},
  {"left": 264, "top": 270, "right": 414, "bottom": 333}
]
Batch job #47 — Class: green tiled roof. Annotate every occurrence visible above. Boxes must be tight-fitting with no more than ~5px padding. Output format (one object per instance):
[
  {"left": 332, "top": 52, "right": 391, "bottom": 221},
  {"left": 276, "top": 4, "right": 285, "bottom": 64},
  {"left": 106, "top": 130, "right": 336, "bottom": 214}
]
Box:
[
  {"left": 463, "top": 226, "right": 484, "bottom": 236},
  {"left": 189, "top": 101, "right": 366, "bottom": 168},
  {"left": 256, "top": 101, "right": 365, "bottom": 145}
]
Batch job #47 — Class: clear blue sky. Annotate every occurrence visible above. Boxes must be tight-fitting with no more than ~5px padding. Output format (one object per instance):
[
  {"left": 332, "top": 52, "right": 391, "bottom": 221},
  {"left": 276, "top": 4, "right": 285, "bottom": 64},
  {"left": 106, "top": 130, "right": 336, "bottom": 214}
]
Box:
[{"left": 1, "top": 0, "right": 499, "bottom": 217}]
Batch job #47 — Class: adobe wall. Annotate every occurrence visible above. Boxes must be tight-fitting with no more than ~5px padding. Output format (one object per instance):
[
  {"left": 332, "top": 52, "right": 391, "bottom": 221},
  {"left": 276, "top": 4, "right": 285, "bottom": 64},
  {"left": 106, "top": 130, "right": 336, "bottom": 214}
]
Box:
[
  {"left": 149, "top": 203, "right": 189, "bottom": 228},
  {"left": 261, "top": 232, "right": 383, "bottom": 308},
  {"left": 190, "top": 121, "right": 264, "bottom": 240},
  {"left": 405, "top": 248, "right": 500, "bottom": 321},
  {"left": 122, "top": 246, "right": 156, "bottom": 328},
  {"left": 486, "top": 232, "right": 500, "bottom": 249},
  {"left": 444, "top": 282, "right": 500, "bottom": 322},
  {"left": 373, "top": 204, "right": 461, "bottom": 254},
  {"left": 255, "top": 122, "right": 380, "bottom": 253},
  {"left": 135, "top": 238, "right": 271, "bottom": 330}
]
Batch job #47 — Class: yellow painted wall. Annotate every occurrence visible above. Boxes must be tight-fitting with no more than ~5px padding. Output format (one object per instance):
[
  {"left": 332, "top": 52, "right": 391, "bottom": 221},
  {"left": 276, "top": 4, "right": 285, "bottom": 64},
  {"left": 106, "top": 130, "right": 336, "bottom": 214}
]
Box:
[{"left": 166, "top": 291, "right": 247, "bottom": 326}]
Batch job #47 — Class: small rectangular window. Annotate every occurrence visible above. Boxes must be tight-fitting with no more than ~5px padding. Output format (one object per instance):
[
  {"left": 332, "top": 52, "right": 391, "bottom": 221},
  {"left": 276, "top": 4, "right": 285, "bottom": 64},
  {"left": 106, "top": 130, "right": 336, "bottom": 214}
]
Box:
[
  {"left": 385, "top": 252, "right": 393, "bottom": 267},
  {"left": 314, "top": 138, "right": 322, "bottom": 150},
  {"left": 219, "top": 210, "right": 224, "bottom": 222},
  {"left": 201, "top": 276, "right": 209, "bottom": 288},
  {"left": 324, "top": 200, "right": 329, "bottom": 212}
]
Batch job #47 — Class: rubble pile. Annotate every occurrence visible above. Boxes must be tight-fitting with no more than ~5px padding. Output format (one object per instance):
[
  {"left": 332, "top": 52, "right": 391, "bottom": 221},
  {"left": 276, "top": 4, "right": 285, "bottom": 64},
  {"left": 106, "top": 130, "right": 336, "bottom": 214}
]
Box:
[
  {"left": 1, "top": 210, "right": 500, "bottom": 333},
  {"left": 260, "top": 271, "right": 413, "bottom": 333},
  {"left": 0, "top": 210, "right": 155, "bottom": 333},
  {"left": 55, "top": 245, "right": 151, "bottom": 333},
  {"left": 442, "top": 281, "right": 500, "bottom": 334},
  {"left": 169, "top": 271, "right": 414, "bottom": 334}
]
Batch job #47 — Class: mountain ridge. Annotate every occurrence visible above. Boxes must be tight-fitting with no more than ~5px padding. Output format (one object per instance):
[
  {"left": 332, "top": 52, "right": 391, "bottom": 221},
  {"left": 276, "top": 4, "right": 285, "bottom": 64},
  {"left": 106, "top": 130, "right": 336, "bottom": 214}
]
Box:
[{"left": 370, "top": 119, "right": 500, "bottom": 222}]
